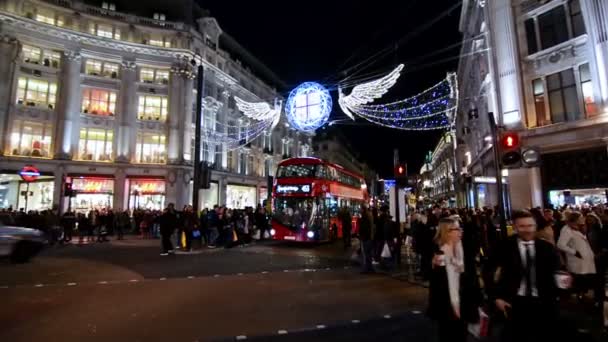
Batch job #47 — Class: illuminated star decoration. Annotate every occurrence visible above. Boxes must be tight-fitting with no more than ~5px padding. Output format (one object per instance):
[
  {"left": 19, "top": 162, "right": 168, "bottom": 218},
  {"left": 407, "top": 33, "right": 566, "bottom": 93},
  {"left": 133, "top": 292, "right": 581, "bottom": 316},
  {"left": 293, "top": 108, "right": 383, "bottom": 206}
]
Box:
[
  {"left": 338, "top": 65, "right": 458, "bottom": 130},
  {"left": 285, "top": 82, "right": 333, "bottom": 132},
  {"left": 201, "top": 97, "right": 282, "bottom": 150}
]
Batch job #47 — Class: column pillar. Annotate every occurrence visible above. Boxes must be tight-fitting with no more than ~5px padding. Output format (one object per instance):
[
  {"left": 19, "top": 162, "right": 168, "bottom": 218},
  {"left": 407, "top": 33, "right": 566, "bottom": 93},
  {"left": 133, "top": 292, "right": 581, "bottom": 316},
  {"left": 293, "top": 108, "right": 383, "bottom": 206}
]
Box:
[
  {"left": 581, "top": 0, "right": 608, "bottom": 109},
  {"left": 220, "top": 90, "right": 230, "bottom": 169},
  {"left": 54, "top": 50, "right": 82, "bottom": 159},
  {"left": 167, "top": 68, "right": 183, "bottom": 164},
  {"left": 116, "top": 61, "right": 137, "bottom": 163},
  {"left": 0, "top": 35, "right": 18, "bottom": 155},
  {"left": 53, "top": 166, "right": 65, "bottom": 213},
  {"left": 528, "top": 167, "right": 543, "bottom": 208},
  {"left": 113, "top": 168, "right": 126, "bottom": 211},
  {"left": 182, "top": 76, "right": 194, "bottom": 163},
  {"left": 218, "top": 176, "right": 227, "bottom": 206}
]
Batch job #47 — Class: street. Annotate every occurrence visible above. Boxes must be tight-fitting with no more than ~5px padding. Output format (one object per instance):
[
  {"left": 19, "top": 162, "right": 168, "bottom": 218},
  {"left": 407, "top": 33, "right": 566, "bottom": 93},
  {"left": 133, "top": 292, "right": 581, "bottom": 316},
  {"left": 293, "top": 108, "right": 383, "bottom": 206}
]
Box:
[{"left": 0, "top": 239, "right": 429, "bottom": 341}]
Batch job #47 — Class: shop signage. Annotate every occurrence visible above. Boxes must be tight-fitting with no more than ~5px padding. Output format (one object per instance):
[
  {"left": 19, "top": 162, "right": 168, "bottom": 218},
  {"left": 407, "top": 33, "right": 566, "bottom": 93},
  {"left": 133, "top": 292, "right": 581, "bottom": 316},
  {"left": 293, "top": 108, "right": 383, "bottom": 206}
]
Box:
[
  {"left": 72, "top": 178, "right": 114, "bottom": 193},
  {"left": 473, "top": 176, "right": 508, "bottom": 184},
  {"left": 131, "top": 180, "right": 166, "bottom": 194},
  {"left": 276, "top": 184, "right": 311, "bottom": 194},
  {"left": 19, "top": 165, "right": 40, "bottom": 182}
]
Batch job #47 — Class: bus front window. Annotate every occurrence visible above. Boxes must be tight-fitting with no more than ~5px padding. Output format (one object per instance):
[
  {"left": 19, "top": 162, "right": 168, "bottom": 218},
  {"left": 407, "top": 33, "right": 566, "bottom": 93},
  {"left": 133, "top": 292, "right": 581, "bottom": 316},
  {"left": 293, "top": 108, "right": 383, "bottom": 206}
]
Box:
[{"left": 273, "top": 198, "right": 315, "bottom": 230}]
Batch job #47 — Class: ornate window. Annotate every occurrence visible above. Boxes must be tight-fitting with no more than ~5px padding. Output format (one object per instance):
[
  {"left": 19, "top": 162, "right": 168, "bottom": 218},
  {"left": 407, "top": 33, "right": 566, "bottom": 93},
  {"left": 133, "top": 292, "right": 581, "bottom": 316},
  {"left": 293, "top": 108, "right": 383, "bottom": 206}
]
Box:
[
  {"left": 579, "top": 63, "right": 597, "bottom": 117},
  {"left": 16, "top": 77, "right": 57, "bottom": 109},
  {"left": 81, "top": 88, "right": 117, "bottom": 116},
  {"left": 35, "top": 8, "right": 64, "bottom": 27},
  {"left": 21, "top": 45, "right": 61, "bottom": 68},
  {"left": 148, "top": 37, "right": 172, "bottom": 48},
  {"left": 139, "top": 68, "right": 169, "bottom": 84},
  {"left": 78, "top": 128, "right": 113, "bottom": 161},
  {"left": 547, "top": 69, "right": 580, "bottom": 123},
  {"left": 137, "top": 95, "right": 168, "bottom": 121},
  {"left": 135, "top": 133, "right": 166, "bottom": 164},
  {"left": 9, "top": 120, "right": 52, "bottom": 158},
  {"left": 85, "top": 59, "right": 119, "bottom": 78},
  {"left": 89, "top": 23, "right": 121, "bottom": 40}
]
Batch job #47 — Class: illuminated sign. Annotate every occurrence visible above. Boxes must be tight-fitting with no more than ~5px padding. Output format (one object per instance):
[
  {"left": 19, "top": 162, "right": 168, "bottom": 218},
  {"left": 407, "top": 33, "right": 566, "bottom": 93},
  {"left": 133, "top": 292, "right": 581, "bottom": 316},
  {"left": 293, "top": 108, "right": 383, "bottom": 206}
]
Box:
[
  {"left": 131, "top": 180, "right": 166, "bottom": 194},
  {"left": 72, "top": 178, "right": 114, "bottom": 193},
  {"left": 19, "top": 165, "right": 40, "bottom": 182},
  {"left": 276, "top": 184, "right": 311, "bottom": 194}
]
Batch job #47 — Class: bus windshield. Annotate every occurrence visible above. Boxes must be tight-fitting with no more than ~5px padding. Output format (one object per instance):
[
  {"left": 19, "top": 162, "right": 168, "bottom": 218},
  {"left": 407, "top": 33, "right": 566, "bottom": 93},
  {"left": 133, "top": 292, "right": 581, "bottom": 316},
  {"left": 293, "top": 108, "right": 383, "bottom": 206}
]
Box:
[
  {"left": 276, "top": 164, "right": 317, "bottom": 178},
  {"left": 273, "top": 197, "right": 316, "bottom": 229}
]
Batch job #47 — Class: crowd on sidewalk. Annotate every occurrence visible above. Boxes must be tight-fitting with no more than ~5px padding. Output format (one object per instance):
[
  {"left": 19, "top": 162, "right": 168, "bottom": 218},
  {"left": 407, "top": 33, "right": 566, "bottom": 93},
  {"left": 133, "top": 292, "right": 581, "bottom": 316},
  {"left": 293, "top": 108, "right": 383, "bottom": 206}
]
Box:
[
  {"left": 0, "top": 203, "right": 272, "bottom": 252},
  {"left": 395, "top": 204, "right": 608, "bottom": 342}
]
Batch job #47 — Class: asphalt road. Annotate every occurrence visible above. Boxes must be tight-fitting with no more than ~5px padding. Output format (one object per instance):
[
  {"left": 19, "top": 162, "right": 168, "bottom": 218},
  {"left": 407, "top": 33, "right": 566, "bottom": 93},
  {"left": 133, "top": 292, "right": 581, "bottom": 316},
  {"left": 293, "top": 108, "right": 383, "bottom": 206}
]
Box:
[
  {"left": 0, "top": 238, "right": 429, "bottom": 341},
  {"left": 2, "top": 238, "right": 606, "bottom": 341}
]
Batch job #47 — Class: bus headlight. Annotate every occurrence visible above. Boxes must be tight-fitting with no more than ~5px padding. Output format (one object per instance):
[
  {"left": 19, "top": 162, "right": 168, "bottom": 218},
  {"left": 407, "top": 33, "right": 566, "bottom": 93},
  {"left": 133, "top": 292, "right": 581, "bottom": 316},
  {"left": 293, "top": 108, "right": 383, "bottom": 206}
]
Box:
[
  {"left": 306, "top": 231, "right": 314, "bottom": 239},
  {"left": 270, "top": 229, "right": 276, "bottom": 236}
]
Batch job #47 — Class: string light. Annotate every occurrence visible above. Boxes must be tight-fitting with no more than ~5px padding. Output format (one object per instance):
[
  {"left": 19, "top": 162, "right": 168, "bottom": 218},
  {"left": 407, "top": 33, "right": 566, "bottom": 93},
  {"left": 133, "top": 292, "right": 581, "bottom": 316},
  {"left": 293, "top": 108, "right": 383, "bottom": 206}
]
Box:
[{"left": 339, "top": 71, "right": 458, "bottom": 130}]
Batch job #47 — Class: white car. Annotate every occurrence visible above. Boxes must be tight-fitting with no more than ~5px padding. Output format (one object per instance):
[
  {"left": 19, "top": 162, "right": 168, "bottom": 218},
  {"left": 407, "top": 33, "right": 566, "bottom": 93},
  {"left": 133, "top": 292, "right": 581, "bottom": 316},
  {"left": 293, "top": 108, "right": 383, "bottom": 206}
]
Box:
[{"left": 0, "top": 224, "right": 47, "bottom": 263}]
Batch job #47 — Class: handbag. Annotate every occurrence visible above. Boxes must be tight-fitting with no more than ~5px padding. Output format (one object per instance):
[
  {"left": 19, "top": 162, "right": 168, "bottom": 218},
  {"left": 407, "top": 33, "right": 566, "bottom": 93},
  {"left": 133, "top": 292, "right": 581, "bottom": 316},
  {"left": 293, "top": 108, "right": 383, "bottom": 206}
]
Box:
[
  {"left": 467, "top": 308, "right": 489, "bottom": 339},
  {"left": 381, "top": 242, "right": 392, "bottom": 259}
]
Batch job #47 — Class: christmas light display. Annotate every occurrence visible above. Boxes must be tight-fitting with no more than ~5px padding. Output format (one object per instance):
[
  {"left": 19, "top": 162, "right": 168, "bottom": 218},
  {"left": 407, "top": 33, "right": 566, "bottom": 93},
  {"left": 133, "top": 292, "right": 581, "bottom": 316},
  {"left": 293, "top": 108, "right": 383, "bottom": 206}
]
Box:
[
  {"left": 338, "top": 64, "right": 404, "bottom": 120},
  {"left": 200, "top": 97, "right": 281, "bottom": 150},
  {"left": 285, "top": 82, "right": 332, "bottom": 132},
  {"left": 338, "top": 71, "right": 458, "bottom": 130}
]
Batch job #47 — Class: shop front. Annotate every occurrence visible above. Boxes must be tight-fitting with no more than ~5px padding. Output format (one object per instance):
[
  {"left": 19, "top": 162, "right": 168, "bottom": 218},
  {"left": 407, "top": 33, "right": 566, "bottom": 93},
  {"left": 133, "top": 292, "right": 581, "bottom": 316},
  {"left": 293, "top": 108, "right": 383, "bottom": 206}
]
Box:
[
  {"left": 226, "top": 184, "right": 256, "bottom": 209},
  {"left": 259, "top": 187, "right": 268, "bottom": 206},
  {"left": 187, "top": 181, "right": 219, "bottom": 211},
  {"left": 0, "top": 172, "right": 54, "bottom": 211},
  {"left": 68, "top": 176, "right": 114, "bottom": 213},
  {"left": 128, "top": 178, "right": 166, "bottom": 210},
  {"left": 470, "top": 176, "right": 510, "bottom": 210},
  {"left": 541, "top": 147, "right": 608, "bottom": 207}
]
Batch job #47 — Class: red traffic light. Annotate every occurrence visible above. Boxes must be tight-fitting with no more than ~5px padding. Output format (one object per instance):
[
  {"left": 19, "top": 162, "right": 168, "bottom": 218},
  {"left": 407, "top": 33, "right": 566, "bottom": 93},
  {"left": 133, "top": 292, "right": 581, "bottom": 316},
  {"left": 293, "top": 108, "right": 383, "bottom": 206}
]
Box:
[
  {"left": 398, "top": 166, "right": 404, "bottom": 174},
  {"left": 501, "top": 132, "right": 519, "bottom": 149},
  {"left": 394, "top": 164, "right": 407, "bottom": 178}
]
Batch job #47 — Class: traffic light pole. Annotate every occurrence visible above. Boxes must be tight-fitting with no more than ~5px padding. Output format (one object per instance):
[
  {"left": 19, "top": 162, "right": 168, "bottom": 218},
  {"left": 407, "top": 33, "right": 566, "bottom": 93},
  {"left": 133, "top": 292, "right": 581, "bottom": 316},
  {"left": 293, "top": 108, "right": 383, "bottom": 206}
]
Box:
[
  {"left": 393, "top": 149, "right": 400, "bottom": 227},
  {"left": 193, "top": 63, "right": 204, "bottom": 211},
  {"left": 488, "top": 112, "right": 508, "bottom": 238}
]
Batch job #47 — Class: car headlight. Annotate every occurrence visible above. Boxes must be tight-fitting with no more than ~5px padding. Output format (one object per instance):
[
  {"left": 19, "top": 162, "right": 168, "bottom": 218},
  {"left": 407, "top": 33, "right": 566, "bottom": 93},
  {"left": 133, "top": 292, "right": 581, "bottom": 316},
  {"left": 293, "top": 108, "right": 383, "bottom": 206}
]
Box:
[
  {"left": 270, "top": 229, "right": 276, "bottom": 236},
  {"left": 306, "top": 231, "right": 314, "bottom": 239}
]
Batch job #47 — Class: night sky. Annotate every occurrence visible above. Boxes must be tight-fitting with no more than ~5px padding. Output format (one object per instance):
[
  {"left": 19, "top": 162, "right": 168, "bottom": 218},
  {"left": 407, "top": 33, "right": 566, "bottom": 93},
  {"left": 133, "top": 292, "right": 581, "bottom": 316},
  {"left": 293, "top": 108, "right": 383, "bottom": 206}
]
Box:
[{"left": 202, "top": 0, "right": 463, "bottom": 177}]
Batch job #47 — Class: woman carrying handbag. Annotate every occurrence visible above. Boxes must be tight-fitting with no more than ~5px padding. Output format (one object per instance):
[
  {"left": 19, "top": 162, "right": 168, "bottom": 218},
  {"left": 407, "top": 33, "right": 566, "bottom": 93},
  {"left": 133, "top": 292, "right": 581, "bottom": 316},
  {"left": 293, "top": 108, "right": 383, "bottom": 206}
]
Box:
[{"left": 427, "top": 217, "right": 482, "bottom": 342}]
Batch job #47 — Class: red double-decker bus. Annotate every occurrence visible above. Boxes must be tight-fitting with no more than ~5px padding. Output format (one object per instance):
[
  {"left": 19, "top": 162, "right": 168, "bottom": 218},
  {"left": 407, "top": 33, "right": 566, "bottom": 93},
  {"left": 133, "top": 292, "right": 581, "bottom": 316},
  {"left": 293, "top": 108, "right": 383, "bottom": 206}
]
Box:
[{"left": 270, "top": 157, "right": 369, "bottom": 243}]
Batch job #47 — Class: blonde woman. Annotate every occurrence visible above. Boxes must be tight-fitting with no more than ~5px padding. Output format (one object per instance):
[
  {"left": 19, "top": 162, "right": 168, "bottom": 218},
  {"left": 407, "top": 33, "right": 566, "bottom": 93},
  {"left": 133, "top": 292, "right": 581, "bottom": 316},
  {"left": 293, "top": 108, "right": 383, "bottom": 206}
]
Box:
[{"left": 427, "top": 218, "right": 481, "bottom": 342}]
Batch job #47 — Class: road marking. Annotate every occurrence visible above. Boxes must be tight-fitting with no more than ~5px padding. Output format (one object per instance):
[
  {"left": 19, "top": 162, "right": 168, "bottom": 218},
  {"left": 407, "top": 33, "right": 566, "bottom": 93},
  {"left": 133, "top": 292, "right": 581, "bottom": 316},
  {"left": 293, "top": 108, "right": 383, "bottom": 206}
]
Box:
[
  {"left": 412, "top": 310, "right": 422, "bottom": 314},
  {"left": 316, "top": 325, "right": 326, "bottom": 329},
  {"left": 283, "top": 270, "right": 290, "bottom": 273},
  {"left": 0, "top": 286, "right": 9, "bottom": 289},
  {"left": 213, "top": 274, "right": 220, "bottom": 278},
  {"left": 237, "top": 273, "right": 243, "bottom": 276},
  {"left": 187, "top": 276, "right": 195, "bottom": 279},
  {"left": 325, "top": 267, "right": 331, "bottom": 271},
  {"left": 383, "top": 314, "right": 392, "bottom": 319},
  {"left": 261, "top": 271, "right": 269, "bottom": 274},
  {"left": 235, "top": 335, "right": 247, "bottom": 340},
  {"left": 67, "top": 282, "right": 77, "bottom": 286},
  {"left": 352, "top": 320, "right": 360, "bottom": 324},
  {"left": 277, "top": 330, "right": 288, "bottom": 335},
  {"left": 129, "top": 279, "right": 138, "bottom": 283},
  {"left": 98, "top": 281, "right": 108, "bottom": 285},
  {"left": 159, "top": 278, "right": 166, "bottom": 281},
  {"left": 35, "top": 284, "right": 44, "bottom": 287}
]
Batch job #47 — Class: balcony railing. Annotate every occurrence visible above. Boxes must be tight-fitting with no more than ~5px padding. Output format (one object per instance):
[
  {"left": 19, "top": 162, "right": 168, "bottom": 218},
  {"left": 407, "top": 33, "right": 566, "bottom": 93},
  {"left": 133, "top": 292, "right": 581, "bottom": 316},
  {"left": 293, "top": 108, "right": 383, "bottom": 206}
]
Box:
[{"left": 41, "top": 0, "right": 186, "bottom": 30}]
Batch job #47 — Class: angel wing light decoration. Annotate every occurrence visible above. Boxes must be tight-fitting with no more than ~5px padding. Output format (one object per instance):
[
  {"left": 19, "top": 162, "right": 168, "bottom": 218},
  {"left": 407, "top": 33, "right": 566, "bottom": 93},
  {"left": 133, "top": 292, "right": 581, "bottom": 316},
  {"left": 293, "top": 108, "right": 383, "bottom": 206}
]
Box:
[{"left": 338, "top": 64, "right": 404, "bottom": 120}]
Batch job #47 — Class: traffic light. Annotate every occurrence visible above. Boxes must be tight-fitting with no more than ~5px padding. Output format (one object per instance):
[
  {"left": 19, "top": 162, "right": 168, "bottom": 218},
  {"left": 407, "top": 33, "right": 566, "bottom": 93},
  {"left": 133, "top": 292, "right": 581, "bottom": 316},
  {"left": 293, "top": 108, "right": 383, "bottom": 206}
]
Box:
[
  {"left": 199, "top": 162, "right": 211, "bottom": 189},
  {"left": 394, "top": 163, "right": 407, "bottom": 187},
  {"left": 499, "top": 131, "right": 521, "bottom": 168},
  {"left": 63, "top": 182, "right": 74, "bottom": 197}
]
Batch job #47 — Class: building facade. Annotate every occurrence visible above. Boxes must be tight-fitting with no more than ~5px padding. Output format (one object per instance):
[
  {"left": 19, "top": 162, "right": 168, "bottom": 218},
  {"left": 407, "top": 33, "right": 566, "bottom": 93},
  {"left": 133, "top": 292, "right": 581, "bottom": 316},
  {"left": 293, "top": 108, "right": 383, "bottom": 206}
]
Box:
[
  {"left": 456, "top": 0, "right": 608, "bottom": 209},
  {"left": 312, "top": 128, "right": 377, "bottom": 196},
  {"left": 0, "top": 0, "right": 310, "bottom": 213},
  {"left": 418, "top": 131, "right": 458, "bottom": 207}
]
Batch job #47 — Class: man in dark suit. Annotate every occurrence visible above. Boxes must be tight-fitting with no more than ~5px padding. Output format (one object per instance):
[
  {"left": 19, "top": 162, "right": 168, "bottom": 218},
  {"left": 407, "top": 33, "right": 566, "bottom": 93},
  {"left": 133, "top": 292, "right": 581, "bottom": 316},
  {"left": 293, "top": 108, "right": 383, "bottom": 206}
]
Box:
[{"left": 485, "top": 210, "right": 560, "bottom": 342}]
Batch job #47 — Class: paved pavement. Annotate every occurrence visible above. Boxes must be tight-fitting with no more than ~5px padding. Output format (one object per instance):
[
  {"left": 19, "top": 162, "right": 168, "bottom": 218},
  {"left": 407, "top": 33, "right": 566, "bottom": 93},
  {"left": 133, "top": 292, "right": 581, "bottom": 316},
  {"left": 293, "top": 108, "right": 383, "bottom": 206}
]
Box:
[{"left": 1, "top": 237, "right": 606, "bottom": 341}]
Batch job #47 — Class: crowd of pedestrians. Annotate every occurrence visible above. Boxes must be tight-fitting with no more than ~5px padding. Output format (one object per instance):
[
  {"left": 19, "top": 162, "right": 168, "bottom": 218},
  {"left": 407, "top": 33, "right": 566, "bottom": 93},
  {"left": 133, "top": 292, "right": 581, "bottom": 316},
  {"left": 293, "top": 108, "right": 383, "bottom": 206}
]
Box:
[
  {"left": 0, "top": 203, "right": 272, "bottom": 254},
  {"left": 398, "top": 204, "right": 608, "bottom": 341}
]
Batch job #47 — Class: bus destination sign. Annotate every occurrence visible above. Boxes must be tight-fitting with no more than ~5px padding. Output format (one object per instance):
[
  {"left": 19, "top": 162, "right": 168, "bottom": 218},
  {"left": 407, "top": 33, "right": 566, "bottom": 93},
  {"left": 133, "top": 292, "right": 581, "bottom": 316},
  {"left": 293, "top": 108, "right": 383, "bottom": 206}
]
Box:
[{"left": 276, "top": 184, "right": 311, "bottom": 194}]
